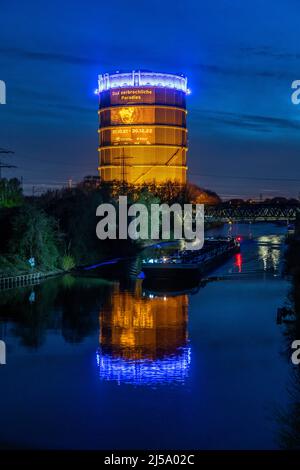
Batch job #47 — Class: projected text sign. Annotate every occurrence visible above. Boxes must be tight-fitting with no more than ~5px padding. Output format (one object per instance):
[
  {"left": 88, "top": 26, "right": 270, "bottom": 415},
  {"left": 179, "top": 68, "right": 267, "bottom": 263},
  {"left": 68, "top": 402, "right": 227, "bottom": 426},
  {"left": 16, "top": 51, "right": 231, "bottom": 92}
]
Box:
[
  {"left": 111, "top": 88, "right": 154, "bottom": 105},
  {"left": 111, "top": 127, "right": 154, "bottom": 145}
]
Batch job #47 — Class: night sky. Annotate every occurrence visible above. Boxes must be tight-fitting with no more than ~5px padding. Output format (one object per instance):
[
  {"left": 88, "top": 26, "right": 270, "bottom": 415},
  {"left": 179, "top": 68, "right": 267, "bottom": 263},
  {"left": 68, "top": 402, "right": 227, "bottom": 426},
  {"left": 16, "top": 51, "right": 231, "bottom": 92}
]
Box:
[{"left": 0, "top": 0, "right": 300, "bottom": 199}]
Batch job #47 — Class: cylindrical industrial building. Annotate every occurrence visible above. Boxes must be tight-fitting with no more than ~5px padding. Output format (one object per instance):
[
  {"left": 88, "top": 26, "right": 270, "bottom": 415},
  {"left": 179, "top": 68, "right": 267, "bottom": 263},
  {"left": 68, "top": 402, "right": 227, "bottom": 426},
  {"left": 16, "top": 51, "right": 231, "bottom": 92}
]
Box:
[{"left": 97, "top": 70, "right": 189, "bottom": 185}]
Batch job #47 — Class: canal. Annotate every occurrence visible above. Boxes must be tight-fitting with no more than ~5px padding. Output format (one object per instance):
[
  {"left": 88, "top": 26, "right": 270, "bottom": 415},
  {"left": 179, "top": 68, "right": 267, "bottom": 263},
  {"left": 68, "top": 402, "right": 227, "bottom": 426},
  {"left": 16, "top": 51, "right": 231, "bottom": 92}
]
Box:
[{"left": 0, "top": 223, "right": 295, "bottom": 449}]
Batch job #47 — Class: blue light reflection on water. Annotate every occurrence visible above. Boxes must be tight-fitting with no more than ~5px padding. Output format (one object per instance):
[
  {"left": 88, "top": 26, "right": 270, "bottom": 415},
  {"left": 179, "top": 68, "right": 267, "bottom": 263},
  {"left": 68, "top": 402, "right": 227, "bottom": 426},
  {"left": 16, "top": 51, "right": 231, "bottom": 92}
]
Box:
[{"left": 96, "top": 347, "right": 191, "bottom": 386}]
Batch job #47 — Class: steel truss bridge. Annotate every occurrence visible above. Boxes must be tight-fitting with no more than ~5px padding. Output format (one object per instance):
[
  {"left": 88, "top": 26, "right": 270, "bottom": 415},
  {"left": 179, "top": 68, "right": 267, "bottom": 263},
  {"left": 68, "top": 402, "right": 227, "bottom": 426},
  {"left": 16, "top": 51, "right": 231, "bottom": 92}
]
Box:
[{"left": 204, "top": 203, "right": 300, "bottom": 222}]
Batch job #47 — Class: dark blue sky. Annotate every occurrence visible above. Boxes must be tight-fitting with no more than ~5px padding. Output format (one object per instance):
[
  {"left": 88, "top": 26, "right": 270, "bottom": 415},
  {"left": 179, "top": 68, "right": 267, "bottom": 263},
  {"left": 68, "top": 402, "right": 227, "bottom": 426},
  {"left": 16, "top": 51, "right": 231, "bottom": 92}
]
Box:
[{"left": 1, "top": 0, "right": 300, "bottom": 198}]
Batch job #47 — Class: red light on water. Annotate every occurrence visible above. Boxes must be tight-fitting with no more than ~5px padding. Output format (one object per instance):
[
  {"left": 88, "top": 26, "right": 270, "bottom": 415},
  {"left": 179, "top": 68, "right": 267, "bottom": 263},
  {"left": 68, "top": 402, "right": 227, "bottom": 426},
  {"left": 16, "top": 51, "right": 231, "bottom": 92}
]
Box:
[
  {"left": 236, "top": 236, "right": 242, "bottom": 242},
  {"left": 235, "top": 253, "right": 243, "bottom": 273}
]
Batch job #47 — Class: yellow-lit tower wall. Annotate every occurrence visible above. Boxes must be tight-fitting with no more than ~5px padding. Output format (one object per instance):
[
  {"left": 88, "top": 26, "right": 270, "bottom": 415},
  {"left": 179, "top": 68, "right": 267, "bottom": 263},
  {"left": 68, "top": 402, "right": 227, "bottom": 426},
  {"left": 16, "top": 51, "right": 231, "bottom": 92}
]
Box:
[{"left": 97, "top": 71, "right": 188, "bottom": 185}]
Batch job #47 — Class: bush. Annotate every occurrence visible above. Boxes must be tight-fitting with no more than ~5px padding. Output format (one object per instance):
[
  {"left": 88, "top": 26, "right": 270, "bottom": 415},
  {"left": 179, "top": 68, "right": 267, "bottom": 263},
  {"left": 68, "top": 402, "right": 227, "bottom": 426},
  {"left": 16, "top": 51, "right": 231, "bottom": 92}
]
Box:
[{"left": 61, "top": 255, "right": 76, "bottom": 271}]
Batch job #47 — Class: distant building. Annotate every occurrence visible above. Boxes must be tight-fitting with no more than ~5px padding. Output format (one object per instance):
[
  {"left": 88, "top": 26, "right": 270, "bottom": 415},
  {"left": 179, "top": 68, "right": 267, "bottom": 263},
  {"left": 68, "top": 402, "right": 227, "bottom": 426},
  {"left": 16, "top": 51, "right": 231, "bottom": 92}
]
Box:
[
  {"left": 82, "top": 175, "right": 101, "bottom": 188},
  {"left": 97, "top": 70, "right": 189, "bottom": 185}
]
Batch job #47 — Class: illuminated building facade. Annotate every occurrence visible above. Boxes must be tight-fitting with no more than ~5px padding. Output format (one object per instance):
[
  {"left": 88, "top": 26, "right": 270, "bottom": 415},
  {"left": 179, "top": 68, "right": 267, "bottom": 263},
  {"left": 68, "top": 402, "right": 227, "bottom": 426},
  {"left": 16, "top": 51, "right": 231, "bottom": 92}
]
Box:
[{"left": 97, "top": 70, "right": 189, "bottom": 185}]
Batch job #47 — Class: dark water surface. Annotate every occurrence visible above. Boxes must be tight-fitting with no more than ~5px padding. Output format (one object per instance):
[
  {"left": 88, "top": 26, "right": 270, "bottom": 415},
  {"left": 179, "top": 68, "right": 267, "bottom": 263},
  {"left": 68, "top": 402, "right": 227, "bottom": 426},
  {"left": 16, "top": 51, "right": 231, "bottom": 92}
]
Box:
[{"left": 0, "top": 224, "right": 294, "bottom": 449}]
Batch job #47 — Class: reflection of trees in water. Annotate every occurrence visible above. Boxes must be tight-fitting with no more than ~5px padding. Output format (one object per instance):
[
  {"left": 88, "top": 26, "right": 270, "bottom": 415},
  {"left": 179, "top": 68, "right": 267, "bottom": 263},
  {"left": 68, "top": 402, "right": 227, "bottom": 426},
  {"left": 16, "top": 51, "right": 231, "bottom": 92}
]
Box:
[
  {"left": 55, "top": 277, "right": 105, "bottom": 343},
  {"left": 277, "top": 269, "right": 300, "bottom": 449},
  {"left": 276, "top": 369, "right": 300, "bottom": 449},
  {"left": 0, "top": 276, "right": 110, "bottom": 348}
]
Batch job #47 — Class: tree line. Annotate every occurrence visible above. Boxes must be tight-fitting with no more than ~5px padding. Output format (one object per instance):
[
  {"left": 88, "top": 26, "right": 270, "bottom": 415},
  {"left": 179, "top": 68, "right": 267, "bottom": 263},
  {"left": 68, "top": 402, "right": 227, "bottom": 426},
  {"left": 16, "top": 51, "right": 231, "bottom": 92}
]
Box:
[{"left": 0, "top": 178, "right": 220, "bottom": 276}]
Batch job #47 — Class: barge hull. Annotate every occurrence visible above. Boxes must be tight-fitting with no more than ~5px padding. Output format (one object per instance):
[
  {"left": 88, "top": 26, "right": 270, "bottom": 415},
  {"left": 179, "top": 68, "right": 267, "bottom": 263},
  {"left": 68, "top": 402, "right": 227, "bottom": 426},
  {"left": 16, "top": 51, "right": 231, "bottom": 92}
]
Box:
[{"left": 143, "top": 246, "right": 239, "bottom": 283}]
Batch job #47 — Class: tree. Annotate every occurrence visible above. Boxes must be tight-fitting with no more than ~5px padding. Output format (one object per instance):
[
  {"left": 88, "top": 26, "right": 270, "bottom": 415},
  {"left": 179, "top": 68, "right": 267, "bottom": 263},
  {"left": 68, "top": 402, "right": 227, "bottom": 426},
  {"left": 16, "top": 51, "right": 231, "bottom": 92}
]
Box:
[
  {"left": 184, "top": 183, "right": 221, "bottom": 204},
  {"left": 10, "top": 205, "right": 60, "bottom": 269},
  {"left": 0, "top": 178, "right": 23, "bottom": 207}
]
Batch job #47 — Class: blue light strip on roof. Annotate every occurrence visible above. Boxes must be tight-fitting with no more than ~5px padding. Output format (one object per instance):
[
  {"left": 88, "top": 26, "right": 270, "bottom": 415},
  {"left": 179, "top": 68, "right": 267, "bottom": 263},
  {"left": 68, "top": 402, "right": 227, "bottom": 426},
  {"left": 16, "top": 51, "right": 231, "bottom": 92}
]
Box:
[{"left": 97, "top": 70, "right": 189, "bottom": 94}]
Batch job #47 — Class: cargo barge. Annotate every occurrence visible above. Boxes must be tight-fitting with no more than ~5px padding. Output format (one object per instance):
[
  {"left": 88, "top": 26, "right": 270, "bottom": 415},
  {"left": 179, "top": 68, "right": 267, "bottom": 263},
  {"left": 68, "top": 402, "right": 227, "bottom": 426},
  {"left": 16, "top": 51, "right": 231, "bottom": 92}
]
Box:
[{"left": 141, "top": 237, "right": 240, "bottom": 283}]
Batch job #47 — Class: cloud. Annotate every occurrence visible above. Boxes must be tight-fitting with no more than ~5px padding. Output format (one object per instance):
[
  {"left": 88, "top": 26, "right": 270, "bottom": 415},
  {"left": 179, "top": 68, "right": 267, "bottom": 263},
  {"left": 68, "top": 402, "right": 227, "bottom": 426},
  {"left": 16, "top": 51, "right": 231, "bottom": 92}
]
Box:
[
  {"left": 240, "top": 46, "right": 300, "bottom": 61},
  {"left": 0, "top": 46, "right": 100, "bottom": 65},
  {"left": 2, "top": 102, "right": 94, "bottom": 121},
  {"left": 0, "top": 45, "right": 291, "bottom": 80},
  {"left": 193, "top": 62, "right": 293, "bottom": 80},
  {"left": 191, "top": 108, "right": 300, "bottom": 133},
  {"left": 8, "top": 87, "right": 95, "bottom": 116}
]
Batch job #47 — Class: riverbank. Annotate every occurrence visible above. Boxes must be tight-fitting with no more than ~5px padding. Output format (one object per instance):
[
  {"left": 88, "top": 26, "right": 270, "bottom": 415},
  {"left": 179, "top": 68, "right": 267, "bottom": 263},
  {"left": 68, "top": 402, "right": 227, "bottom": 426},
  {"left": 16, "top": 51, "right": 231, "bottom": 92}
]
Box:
[
  {"left": 285, "top": 237, "right": 300, "bottom": 276},
  {"left": 0, "top": 266, "right": 64, "bottom": 290}
]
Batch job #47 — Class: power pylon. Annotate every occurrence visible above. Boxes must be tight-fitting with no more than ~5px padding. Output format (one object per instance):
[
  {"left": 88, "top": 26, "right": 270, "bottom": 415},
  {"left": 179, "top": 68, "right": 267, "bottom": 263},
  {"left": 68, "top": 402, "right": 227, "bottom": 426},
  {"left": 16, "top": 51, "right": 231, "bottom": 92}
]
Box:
[{"left": 0, "top": 148, "right": 17, "bottom": 179}]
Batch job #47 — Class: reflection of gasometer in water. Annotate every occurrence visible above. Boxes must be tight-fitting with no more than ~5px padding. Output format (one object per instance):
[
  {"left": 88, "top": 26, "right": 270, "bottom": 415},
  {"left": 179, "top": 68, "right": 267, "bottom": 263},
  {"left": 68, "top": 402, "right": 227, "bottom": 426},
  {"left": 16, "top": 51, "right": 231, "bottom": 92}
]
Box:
[
  {"left": 0, "top": 340, "right": 6, "bottom": 365},
  {"left": 96, "top": 281, "right": 191, "bottom": 386}
]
